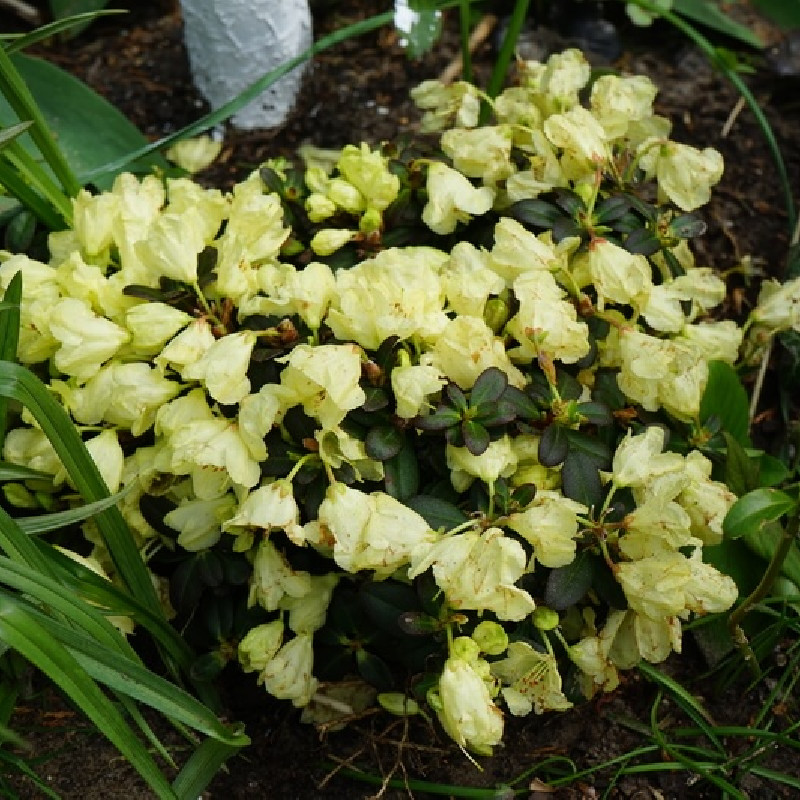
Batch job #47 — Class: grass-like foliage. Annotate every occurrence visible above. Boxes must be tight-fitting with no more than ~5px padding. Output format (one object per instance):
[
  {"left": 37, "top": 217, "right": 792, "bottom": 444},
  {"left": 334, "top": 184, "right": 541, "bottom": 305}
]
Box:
[
  {"left": 0, "top": 1, "right": 798, "bottom": 796},
  {"left": 1, "top": 37, "right": 799, "bottom": 776}
]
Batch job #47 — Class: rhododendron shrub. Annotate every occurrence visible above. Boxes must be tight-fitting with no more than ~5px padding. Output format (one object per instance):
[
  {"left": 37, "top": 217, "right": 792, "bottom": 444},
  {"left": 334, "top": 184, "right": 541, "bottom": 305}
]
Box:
[{"left": 7, "top": 48, "right": 790, "bottom": 757}]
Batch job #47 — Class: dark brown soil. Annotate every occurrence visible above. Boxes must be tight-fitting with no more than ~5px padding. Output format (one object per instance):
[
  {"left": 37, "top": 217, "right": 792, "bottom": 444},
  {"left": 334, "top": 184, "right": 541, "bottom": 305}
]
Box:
[{"left": 3, "top": 1, "right": 800, "bottom": 798}]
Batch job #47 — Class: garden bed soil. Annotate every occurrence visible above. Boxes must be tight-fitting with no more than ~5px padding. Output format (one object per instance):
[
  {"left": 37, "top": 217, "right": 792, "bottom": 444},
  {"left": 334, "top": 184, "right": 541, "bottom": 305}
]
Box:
[{"left": 4, "top": 1, "right": 800, "bottom": 797}]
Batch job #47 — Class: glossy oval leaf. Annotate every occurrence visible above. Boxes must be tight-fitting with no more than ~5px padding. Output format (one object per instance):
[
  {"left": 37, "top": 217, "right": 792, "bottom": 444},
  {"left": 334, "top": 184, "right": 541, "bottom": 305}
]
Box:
[
  {"left": 365, "top": 426, "right": 405, "bottom": 462},
  {"left": 624, "top": 227, "right": 661, "bottom": 256},
  {"left": 668, "top": 212, "right": 707, "bottom": 239},
  {"left": 470, "top": 366, "right": 508, "bottom": 407},
  {"left": 360, "top": 581, "right": 419, "bottom": 634},
  {"left": 405, "top": 494, "right": 468, "bottom": 531},
  {"left": 538, "top": 424, "right": 569, "bottom": 467},
  {"left": 723, "top": 487, "right": 796, "bottom": 540},
  {"left": 462, "top": 420, "right": 490, "bottom": 456},
  {"left": 700, "top": 360, "right": 750, "bottom": 446},
  {"left": 356, "top": 649, "right": 394, "bottom": 691},
  {"left": 395, "top": 0, "right": 443, "bottom": 59},
  {"left": 561, "top": 450, "right": 604, "bottom": 509},
  {"left": 0, "top": 55, "right": 167, "bottom": 189},
  {"left": 544, "top": 551, "right": 593, "bottom": 610},
  {"left": 384, "top": 438, "right": 419, "bottom": 501},
  {"left": 507, "top": 199, "right": 564, "bottom": 229}
]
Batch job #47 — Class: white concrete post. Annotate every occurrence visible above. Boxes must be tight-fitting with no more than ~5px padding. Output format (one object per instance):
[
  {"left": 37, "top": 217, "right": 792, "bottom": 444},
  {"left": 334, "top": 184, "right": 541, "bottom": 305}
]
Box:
[{"left": 179, "top": 0, "right": 313, "bottom": 130}]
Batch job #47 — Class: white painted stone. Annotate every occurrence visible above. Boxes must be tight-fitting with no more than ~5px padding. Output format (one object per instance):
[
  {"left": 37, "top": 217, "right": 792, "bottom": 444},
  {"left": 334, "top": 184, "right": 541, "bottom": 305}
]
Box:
[{"left": 179, "top": 0, "right": 313, "bottom": 130}]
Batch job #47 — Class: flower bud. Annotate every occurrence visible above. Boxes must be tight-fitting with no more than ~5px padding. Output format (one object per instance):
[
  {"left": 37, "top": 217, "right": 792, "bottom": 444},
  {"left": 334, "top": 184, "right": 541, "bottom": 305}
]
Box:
[{"left": 471, "top": 621, "right": 509, "bottom": 656}]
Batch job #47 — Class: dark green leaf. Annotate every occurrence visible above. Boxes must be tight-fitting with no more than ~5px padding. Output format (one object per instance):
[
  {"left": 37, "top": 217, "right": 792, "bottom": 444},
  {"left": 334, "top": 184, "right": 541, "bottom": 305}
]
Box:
[
  {"left": 591, "top": 555, "right": 627, "bottom": 609},
  {"left": 462, "top": 420, "right": 490, "bottom": 456},
  {"left": 474, "top": 403, "right": 516, "bottom": 427},
  {"left": 722, "top": 432, "right": 760, "bottom": 497},
  {"left": 4, "top": 208, "right": 35, "bottom": 252},
  {"left": 507, "top": 199, "right": 564, "bottom": 229},
  {"left": 492, "top": 477, "right": 511, "bottom": 515},
  {"left": 221, "top": 554, "right": 252, "bottom": 586},
  {"left": 575, "top": 401, "right": 612, "bottom": 426},
  {"left": 753, "top": 0, "right": 800, "bottom": 30},
  {"left": 553, "top": 188, "right": 586, "bottom": 216},
  {"left": 171, "top": 557, "right": 207, "bottom": 611},
  {"left": 700, "top": 360, "right": 750, "bottom": 446},
  {"left": 556, "top": 370, "right": 583, "bottom": 401},
  {"left": 562, "top": 450, "right": 604, "bottom": 508},
  {"left": 197, "top": 550, "right": 225, "bottom": 586},
  {"left": 196, "top": 245, "right": 218, "bottom": 285},
  {"left": 564, "top": 429, "right": 611, "bottom": 468},
  {"left": 592, "top": 369, "right": 627, "bottom": 410},
  {"left": 362, "top": 386, "right": 389, "bottom": 412},
  {"left": 359, "top": 581, "right": 419, "bottom": 634},
  {"left": 498, "top": 385, "right": 539, "bottom": 420},
  {"left": 545, "top": 551, "right": 593, "bottom": 610},
  {"left": 593, "top": 195, "right": 631, "bottom": 224},
  {"left": 259, "top": 167, "right": 285, "bottom": 197},
  {"left": 189, "top": 651, "right": 227, "bottom": 683},
  {"left": 668, "top": 213, "right": 707, "bottom": 239},
  {"left": 397, "top": 611, "right": 439, "bottom": 635},
  {"left": 123, "top": 284, "right": 171, "bottom": 303},
  {"left": 356, "top": 649, "right": 394, "bottom": 691},
  {"left": 538, "top": 424, "right": 569, "bottom": 467},
  {"left": 702, "top": 538, "right": 766, "bottom": 598},
  {"left": 384, "top": 438, "right": 419, "bottom": 501},
  {"left": 741, "top": 520, "right": 800, "bottom": 587},
  {"left": 365, "top": 426, "right": 405, "bottom": 462},
  {"left": 758, "top": 453, "right": 792, "bottom": 488},
  {"left": 414, "top": 405, "right": 461, "bottom": 430},
  {"left": 552, "top": 217, "right": 583, "bottom": 242},
  {"left": 444, "top": 424, "right": 464, "bottom": 448},
  {"left": 470, "top": 367, "right": 508, "bottom": 407},
  {"left": 511, "top": 483, "right": 537, "bottom": 508},
  {"left": 624, "top": 227, "right": 661, "bottom": 256},
  {"left": 405, "top": 495, "right": 467, "bottom": 531},
  {"left": 661, "top": 247, "right": 686, "bottom": 278},
  {"left": 611, "top": 211, "right": 645, "bottom": 234},
  {"left": 723, "top": 488, "right": 796, "bottom": 540},
  {"left": 621, "top": 192, "right": 658, "bottom": 222},
  {"left": 203, "top": 595, "right": 234, "bottom": 642},
  {"left": 445, "top": 383, "right": 468, "bottom": 413}
]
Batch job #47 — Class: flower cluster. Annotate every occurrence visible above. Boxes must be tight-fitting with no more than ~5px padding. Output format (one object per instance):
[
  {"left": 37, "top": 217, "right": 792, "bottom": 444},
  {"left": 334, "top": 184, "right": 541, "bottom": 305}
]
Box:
[{"left": 1, "top": 49, "right": 759, "bottom": 757}]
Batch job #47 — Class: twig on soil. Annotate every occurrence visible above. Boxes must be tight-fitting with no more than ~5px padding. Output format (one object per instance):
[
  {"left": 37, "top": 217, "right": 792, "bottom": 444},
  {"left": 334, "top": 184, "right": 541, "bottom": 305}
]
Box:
[
  {"left": 0, "top": 0, "right": 42, "bottom": 25},
  {"left": 439, "top": 14, "right": 498, "bottom": 85},
  {"left": 748, "top": 206, "right": 800, "bottom": 426},
  {"left": 0, "top": 0, "right": 40, "bottom": 25},
  {"left": 721, "top": 95, "right": 746, "bottom": 138}
]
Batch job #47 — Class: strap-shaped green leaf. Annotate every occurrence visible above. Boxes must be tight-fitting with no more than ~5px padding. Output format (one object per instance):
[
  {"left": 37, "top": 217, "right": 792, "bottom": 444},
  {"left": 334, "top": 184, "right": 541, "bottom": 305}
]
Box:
[
  {"left": 0, "top": 44, "right": 80, "bottom": 196},
  {"left": 4, "top": 11, "right": 125, "bottom": 54},
  {"left": 0, "top": 158, "right": 63, "bottom": 229},
  {"left": 15, "top": 485, "right": 134, "bottom": 534},
  {"left": 0, "top": 593, "right": 178, "bottom": 799},
  {"left": 13, "top": 602, "right": 247, "bottom": 746},
  {"left": 723, "top": 488, "right": 797, "bottom": 540},
  {"left": 0, "top": 361, "right": 161, "bottom": 612},
  {"left": 0, "top": 271, "right": 20, "bottom": 452}
]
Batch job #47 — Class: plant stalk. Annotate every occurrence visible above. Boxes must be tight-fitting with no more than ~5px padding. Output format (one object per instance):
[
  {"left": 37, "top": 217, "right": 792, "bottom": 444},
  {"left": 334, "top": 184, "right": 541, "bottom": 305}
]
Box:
[
  {"left": 728, "top": 509, "right": 800, "bottom": 679},
  {"left": 626, "top": 0, "right": 796, "bottom": 235}
]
